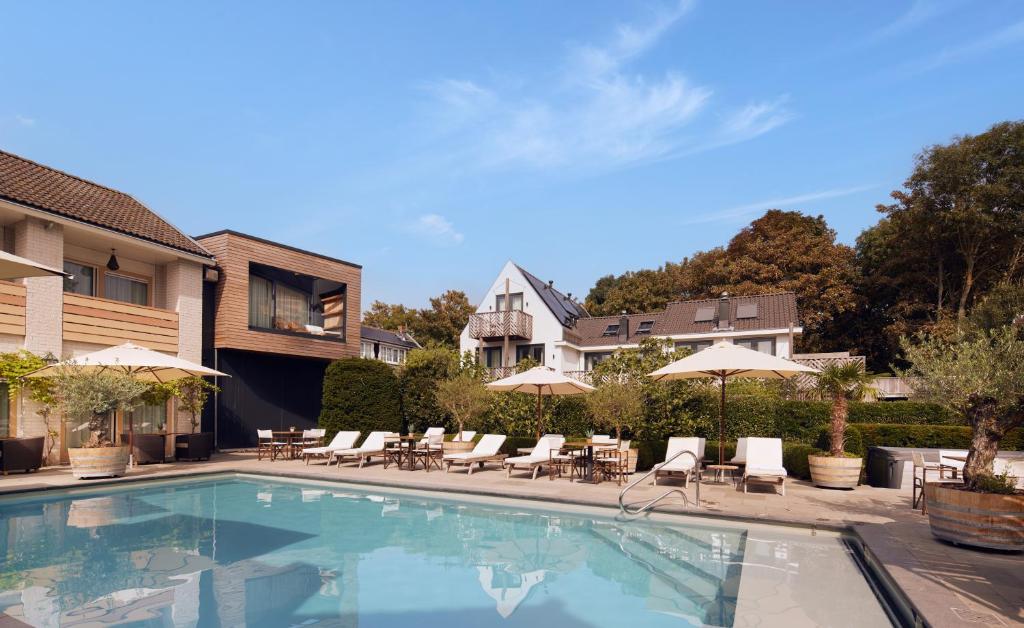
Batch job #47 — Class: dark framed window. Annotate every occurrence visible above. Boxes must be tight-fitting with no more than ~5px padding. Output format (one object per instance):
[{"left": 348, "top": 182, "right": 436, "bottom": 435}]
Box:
[
  {"left": 584, "top": 351, "right": 613, "bottom": 371},
  {"left": 601, "top": 324, "right": 619, "bottom": 336},
  {"left": 63, "top": 261, "right": 96, "bottom": 296},
  {"left": 676, "top": 340, "right": 713, "bottom": 354},
  {"left": 635, "top": 321, "right": 654, "bottom": 335},
  {"left": 734, "top": 337, "right": 776, "bottom": 355},
  {"left": 515, "top": 344, "right": 545, "bottom": 364},
  {"left": 483, "top": 347, "right": 503, "bottom": 368},
  {"left": 248, "top": 262, "right": 346, "bottom": 340}
]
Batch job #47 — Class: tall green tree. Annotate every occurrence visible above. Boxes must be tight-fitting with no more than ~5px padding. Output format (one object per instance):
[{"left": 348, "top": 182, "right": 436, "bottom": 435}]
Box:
[{"left": 362, "top": 289, "right": 474, "bottom": 349}]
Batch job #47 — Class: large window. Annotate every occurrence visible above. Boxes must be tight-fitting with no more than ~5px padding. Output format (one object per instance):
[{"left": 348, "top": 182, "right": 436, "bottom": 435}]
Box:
[
  {"left": 63, "top": 261, "right": 96, "bottom": 296},
  {"left": 734, "top": 337, "right": 776, "bottom": 355},
  {"left": 105, "top": 273, "right": 149, "bottom": 306},
  {"left": 584, "top": 351, "right": 613, "bottom": 371},
  {"left": 495, "top": 292, "right": 523, "bottom": 311},
  {"left": 676, "top": 340, "right": 713, "bottom": 354},
  {"left": 382, "top": 345, "right": 407, "bottom": 365},
  {"left": 361, "top": 341, "right": 375, "bottom": 359},
  {"left": 516, "top": 344, "right": 544, "bottom": 364},
  {"left": 248, "top": 263, "right": 346, "bottom": 338},
  {"left": 127, "top": 402, "right": 167, "bottom": 434},
  {"left": 483, "top": 347, "right": 503, "bottom": 368}
]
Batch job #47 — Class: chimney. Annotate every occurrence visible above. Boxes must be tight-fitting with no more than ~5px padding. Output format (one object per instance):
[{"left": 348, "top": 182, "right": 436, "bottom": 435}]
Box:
[
  {"left": 618, "top": 311, "right": 629, "bottom": 342},
  {"left": 716, "top": 292, "right": 731, "bottom": 330},
  {"left": 547, "top": 280, "right": 554, "bottom": 290}
]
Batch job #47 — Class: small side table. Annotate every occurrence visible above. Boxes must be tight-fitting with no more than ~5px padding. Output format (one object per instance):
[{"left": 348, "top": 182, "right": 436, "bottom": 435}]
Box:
[{"left": 705, "top": 464, "right": 739, "bottom": 485}]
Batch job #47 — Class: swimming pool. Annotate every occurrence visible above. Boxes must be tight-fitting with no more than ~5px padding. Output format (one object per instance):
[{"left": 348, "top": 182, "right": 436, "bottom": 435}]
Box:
[{"left": 0, "top": 475, "right": 895, "bottom": 627}]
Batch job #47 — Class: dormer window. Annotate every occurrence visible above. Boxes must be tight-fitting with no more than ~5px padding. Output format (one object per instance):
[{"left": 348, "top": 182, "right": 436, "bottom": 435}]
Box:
[
  {"left": 635, "top": 321, "right": 654, "bottom": 335},
  {"left": 602, "top": 324, "right": 619, "bottom": 336}
]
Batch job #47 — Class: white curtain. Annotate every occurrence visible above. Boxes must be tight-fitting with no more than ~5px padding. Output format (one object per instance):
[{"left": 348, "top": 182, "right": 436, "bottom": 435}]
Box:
[
  {"left": 276, "top": 283, "right": 310, "bottom": 327},
  {"left": 105, "top": 274, "right": 148, "bottom": 305},
  {"left": 249, "top": 275, "right": 273, "bottom": 328}
]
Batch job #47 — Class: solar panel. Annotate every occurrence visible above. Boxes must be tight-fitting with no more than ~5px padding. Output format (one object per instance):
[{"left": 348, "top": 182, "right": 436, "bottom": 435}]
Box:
[
  {"left": 736, "top": 303, "right": 758, "bottom": 319},
  {"left": 694, "top": 306, "right": 715, "bottom": 323}
]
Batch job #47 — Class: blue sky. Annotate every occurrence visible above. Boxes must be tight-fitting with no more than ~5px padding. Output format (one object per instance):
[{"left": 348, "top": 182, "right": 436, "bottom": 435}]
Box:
[{"left": 2, "top": 1, "right": 1023, "bottom": 308}]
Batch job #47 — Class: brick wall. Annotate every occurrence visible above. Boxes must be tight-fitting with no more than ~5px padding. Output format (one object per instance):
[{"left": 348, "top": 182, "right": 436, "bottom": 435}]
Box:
[{"left": 14, "top": 218, "right": 63, "bottom": 357}]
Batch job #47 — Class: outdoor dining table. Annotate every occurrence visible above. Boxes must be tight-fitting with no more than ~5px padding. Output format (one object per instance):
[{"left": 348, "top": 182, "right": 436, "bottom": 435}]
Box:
[
  {"left": 272, "top": 431, "right": 305, "bottom": 460},
  {"left": 563, "top": 440, "right": 616, "bottom": 483},
  {"left": 391, "top": 435, "right": 421, "bottom": 470}
]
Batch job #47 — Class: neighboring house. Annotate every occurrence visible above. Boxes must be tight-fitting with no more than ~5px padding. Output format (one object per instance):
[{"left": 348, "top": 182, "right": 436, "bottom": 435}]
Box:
[
  {"left": 459, "top": 261, "right": 803, "bottom": 379},
  {"left": 0, "top": 149, "right": 213, "bottom": 462},
  {"left": 360, "top": 325, "right": 420, "bottom": 365},
  {"left": 195, "top": 230, "right": 361, "bottom": 449}
]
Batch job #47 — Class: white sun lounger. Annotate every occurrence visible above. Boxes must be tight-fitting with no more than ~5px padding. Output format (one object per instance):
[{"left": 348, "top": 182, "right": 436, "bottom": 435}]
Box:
[
  {"left": 730, "top": 437, "right": 748, "bottom": 465},
  {"left": 504, "top": 436, "right": 565, "bottom": 480},
  {"left": 334, "top": 431, "right": 396, "bottom": 468},
  {"left": 302, "top": 431, "right": 360, "bottom": 465},
  {"left": 418, "top": 427, "right": 445, "bottom": 447},
  {"left": 444, "top": 434, "right": 507, "bottom": 474},
  {"left": 653, "top": 437, "right": 701, "bottom": 485},
  {"left": 743, "top": 437, "right": 787, "bottom": 496},
  {"left": 453, "top": 430, "right": 477, "bottom": 442}
]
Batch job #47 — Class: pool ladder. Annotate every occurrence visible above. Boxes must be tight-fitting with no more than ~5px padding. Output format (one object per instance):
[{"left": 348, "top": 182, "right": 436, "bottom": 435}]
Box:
[{"left": 618, "top": 450, "right": 700, "bottom": 516}]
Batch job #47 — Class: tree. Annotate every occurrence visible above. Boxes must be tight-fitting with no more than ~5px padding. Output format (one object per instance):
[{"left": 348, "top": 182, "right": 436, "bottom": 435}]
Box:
[
  {"left": 51, "top": 367, "right": 150, "bottom": 447},
  {"left": 320, "top": 358, "right": 401, "bottom": 436},
  {"left": 173, "top": 377, "right": 220, "bottom": 433},
  {"left": 399, "top": 347, "right": 458, "bottom": 432},
  {"left": 435, "top": 373, "right": 491, "bottom": 437},
  {"left": 0, "top": 350, "right": 58, "bottom": 460},
  {"left": 898, "top": 327, "right": 1024, "bottom": 490},
  {"left": 362, "top": 289, "right": 475, "bottom": 349},
  {"left": 585, "top": 379, "right": 643, "bottom": 443},
  {"left": 811, "top": 363, "right": 874, "bottom": 457}
]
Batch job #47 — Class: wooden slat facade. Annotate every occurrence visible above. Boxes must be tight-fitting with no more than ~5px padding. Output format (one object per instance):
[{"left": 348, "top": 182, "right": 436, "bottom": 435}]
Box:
[
  {"left": 62, "top": 293, "right": 179, "bottom": 352},
  {"left": 0, "top": 280, "right": 27, "bottom": 337},
  {"left": 197, "top": 232, "right": 361, "bottom": 361}
]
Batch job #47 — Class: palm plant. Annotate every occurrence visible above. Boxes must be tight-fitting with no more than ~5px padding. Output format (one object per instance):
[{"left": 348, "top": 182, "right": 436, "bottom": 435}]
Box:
[{"left": 812, "top": 363, "right": 874, "bottom": 457}]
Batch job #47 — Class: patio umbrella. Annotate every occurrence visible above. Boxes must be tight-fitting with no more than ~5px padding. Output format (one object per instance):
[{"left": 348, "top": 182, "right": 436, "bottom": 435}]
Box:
[
  {"left": 485, "top": 366, "right": 594, "bottom": 440},
  {"left": 0, "top": 250, "right": 69, "bottom": 280},
  {"left": 28, "top": 342, "right": 229, "bottom": 467},
  {"left": 648, "top": 341, "right": 818, "bottom": 465}
]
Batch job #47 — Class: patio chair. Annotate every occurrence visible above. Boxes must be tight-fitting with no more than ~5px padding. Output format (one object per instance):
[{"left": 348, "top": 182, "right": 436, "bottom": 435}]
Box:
[
  {"left": 413, "top": 433, "right": 445, "bottom": 471},
  {"left": 939, "top": 449, "right": 968, "bottom": 479},
  {"left": 334, "top": 432, "right": 396, "bottom": 468},
  {"left": 504, "top": 436, "right": 565, "bottom": 480},
  {"left": 730, "top": 437, "right": 747, "bottom": 466},
  {"left": 444, "top": 434, "right": 507, "bottom": 474},
  {"left": 453, "top": 430, "right": 477, "bottom": 442},
  {"left": 742, "top": 438, "right": 787, "bottom": 496},
  {"left": 257, "top": 429, "right": 288, "bottom": 461},
  {"left": 912, "top": 452, "right": 959, "bottom": 513},
  {"left": 653, "top": 437, "right": 700, "bottom": 486},
  {"left": 595, "top": 440, "right": 632, "bottom": 485},
  {"left": 418, "top": 427, "right": 445, "bottom": 448},
  {"left": 545, "top": 443, "right": 578, "bottom": 482},
  {"left": 302, "top": 431, "right": 360, "bottom": 465}
]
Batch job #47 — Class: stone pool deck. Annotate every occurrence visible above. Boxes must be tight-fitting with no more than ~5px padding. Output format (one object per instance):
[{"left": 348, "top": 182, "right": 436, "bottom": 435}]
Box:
[{"left": 1, "top": 452, "right": 1020, "bottom": 627}]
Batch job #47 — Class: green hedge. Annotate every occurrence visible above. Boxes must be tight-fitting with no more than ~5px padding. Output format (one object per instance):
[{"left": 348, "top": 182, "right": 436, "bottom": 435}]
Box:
[
  {"left": 858, "top": 424, "right": 1024, "bottom": 450},
  {"left": 319, "top": 358, "right": 402, "bottom": 438}
]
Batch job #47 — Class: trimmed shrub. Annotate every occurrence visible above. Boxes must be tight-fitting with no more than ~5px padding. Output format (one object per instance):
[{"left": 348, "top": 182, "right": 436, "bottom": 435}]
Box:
[
  {"left": 858, "top": 424, "right": 1023, "bottom": 450},
  {"left": 320, "top": 358, "right": 401, "bottom": 439},
  {"left": 399, "top": 348, "right": 458, "bottom": 433},
  {"left": 813, "top": 425, "right": 865, "bottom": 458},
  {"left": 783, "top": 444, "right": 818, "bottom": 481},
  {"left": 847, "top": 402, "right": 957, "bottom": 425}
]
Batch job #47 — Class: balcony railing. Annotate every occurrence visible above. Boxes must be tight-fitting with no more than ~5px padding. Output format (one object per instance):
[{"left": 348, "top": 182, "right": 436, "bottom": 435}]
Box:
[
  {"left": 63, "top": 293, "right": 179, "bottom": 353},
  {"left": 468, "top": 310, "right": 533, "bottom": 340},
  {"left": 0, "top": 281, "right": 27, "bottom": 337},
  {"left": 563, "top": 370, "right": 594, "bottom": 385},
  {"left": 872, "top": 376, "right": 915, "bottom": 399}
]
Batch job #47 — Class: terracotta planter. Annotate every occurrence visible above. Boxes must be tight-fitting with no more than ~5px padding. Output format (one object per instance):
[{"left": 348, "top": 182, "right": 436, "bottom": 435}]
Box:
[
  {"left": 68, "top": 446, "right": 129, "bottom": 479},
  {"left": 808, "top": 455, "right": 862, "bottom": 489},
  {"left": 925, "top": 483, "right": 1024, "bottom": 551},
  {"left": 444, "top": 440, "right": 476, "bottom": 453}
]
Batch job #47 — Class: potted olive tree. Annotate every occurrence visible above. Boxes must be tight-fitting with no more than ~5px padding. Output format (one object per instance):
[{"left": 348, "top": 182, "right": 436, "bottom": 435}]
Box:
[
  {"left": 585, "top": 377, "right": 643, "bottom": 476},
  {"left": 172, "top": 376, "right": 219, "bottom": 461},
  {"left": 435, "top": 373, "right": 490, "bottom": 452},
  {"left": 807, "top": 362, "right": 874, "bottom": 489},
  {"left": 900, "top": 327, "right": 1024, "bottom": 551},
  {"left": 52, "top": 366, "right": 150, "bottom": 479}
]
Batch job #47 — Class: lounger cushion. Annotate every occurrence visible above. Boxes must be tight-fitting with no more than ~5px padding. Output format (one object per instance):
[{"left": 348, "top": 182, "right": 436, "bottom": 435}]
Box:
[
  {"left": 745, "top": 467, "right": 787, "bottom": 477},
  {"left": 504, "top": 455, "right": 548, "bottom": 465}
]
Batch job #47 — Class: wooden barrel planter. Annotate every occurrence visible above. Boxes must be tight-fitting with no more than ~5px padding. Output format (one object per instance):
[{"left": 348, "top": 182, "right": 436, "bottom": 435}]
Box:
[
  {"left": 925, "top": 483, "right": 1024, "bottom": 551},
  {"left": 68, "top": 446, "right": 129, "bottom": 479},
  {"left": 808, "top": 455, "right": 863, "bottom": 489},
  {"left": 444, "top": 440, "right": 476, "bottom": 453}
]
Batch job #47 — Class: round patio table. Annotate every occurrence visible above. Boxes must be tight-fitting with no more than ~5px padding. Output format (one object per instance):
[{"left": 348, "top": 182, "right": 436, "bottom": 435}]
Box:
[{"left": 705, "top": 464, "right": 739, "bottom": 485}]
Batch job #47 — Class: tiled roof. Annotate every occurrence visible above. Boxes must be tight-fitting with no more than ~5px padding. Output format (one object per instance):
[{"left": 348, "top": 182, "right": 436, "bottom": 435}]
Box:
[
  {"left": 360, "top": 325, "right": 419, "bottom": 350},
  {"left": 0, "top": 149, "right": 211, "bottom": 258},
  {"left": 515, "top": 264, "right": 589, "bottom": 327},
  {"left": 572, "top": 292, "right": 799, "bottom": 347}
]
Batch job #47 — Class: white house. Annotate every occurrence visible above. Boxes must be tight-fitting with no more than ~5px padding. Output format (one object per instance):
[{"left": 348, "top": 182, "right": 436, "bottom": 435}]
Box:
[{"left": 459, "top": 261, "right": 804, "bottom": 378}]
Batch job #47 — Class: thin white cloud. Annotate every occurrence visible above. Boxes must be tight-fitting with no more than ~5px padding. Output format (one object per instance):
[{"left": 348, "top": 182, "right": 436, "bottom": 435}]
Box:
[
  {"left": 869, "top": 0, "right": 965, "bottom": 42},
  {"left": 418, "top": 0, "right": 790, "bottom": 175},
  {"left": 682, "top": 184, "right": 877, "bottom": 225},
  {"left": 408, "top": 213, "right": 464, "bottom": 245},
  {"left": 919, "top": 19, "right": 1024, "bottom": 71},
  {"left": 15, "top": 115, "right": 36, "bottom": 127}
]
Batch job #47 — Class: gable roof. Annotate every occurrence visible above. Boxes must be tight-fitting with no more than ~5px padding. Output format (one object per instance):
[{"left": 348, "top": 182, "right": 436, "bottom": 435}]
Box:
[
  {"left": 514, "top": 264, "right": 588, "bottom": 327},
  {"left": 572, "top": 292, "right": 799, "bottom": 347},
  {"left": 0, "top": 149, "right": 211, "bottom": 258},
  {"left": 360, "top": 325, "right": 420, "bottom": 350}
]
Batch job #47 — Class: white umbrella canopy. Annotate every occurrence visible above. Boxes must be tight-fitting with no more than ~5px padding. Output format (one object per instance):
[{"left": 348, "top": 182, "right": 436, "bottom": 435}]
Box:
[
  {"left": 27, "top": 341, "right": 228, "bottom": 383},
  {"left": 486, "top": 366, "right": 595, "bottom": 439},
  {"left": 648, "top": 341, "right": 818, "bottom": 464},
  {"left": 0, "top": 250, "right": 69, "bottom": 280}
]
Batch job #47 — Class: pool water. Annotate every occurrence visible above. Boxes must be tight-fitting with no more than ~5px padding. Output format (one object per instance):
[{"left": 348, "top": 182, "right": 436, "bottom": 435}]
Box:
[{"left": 0, "top": 477, "right": 893, "bottom": 627}]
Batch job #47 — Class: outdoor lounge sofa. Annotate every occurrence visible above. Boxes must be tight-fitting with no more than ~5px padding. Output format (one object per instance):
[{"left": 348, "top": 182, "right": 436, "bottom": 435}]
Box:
[
  {"left": 334, "top": 432, "right": 397, "bottom": 468},
  {"left": 444, "top": 434, "right": 507, "bottom": 474},
  {"left": 303, "top": 431, "right": 360, "bottom": 465},
  {"left": 0, "top": 436, "right": 44, "bottom": 474},
  {"left": 653, "top": 437, "right": 701, "bottom": 486},
  {"left": 504, "top": 436, "right": 564, "bottom": 480},
  {"left": 742, "top": 437, "right": 787, "bottom": 496}
]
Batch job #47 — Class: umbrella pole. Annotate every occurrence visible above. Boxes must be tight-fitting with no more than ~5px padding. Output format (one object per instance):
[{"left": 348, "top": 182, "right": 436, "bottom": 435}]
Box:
[
  {"left": 535, "top": 390, "right": 542, "bottom": 441},
  {"left": 129, "top": 412, "right": 135, "bottom": 470},
  {"left": 719, "top": 374, "right": 726, "bottom": 465}
]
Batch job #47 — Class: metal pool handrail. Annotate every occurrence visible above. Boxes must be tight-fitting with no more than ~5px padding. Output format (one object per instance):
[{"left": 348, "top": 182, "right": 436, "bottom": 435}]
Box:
[{"left": 619, "top": 449, "right": 699, "bottom": 516}]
